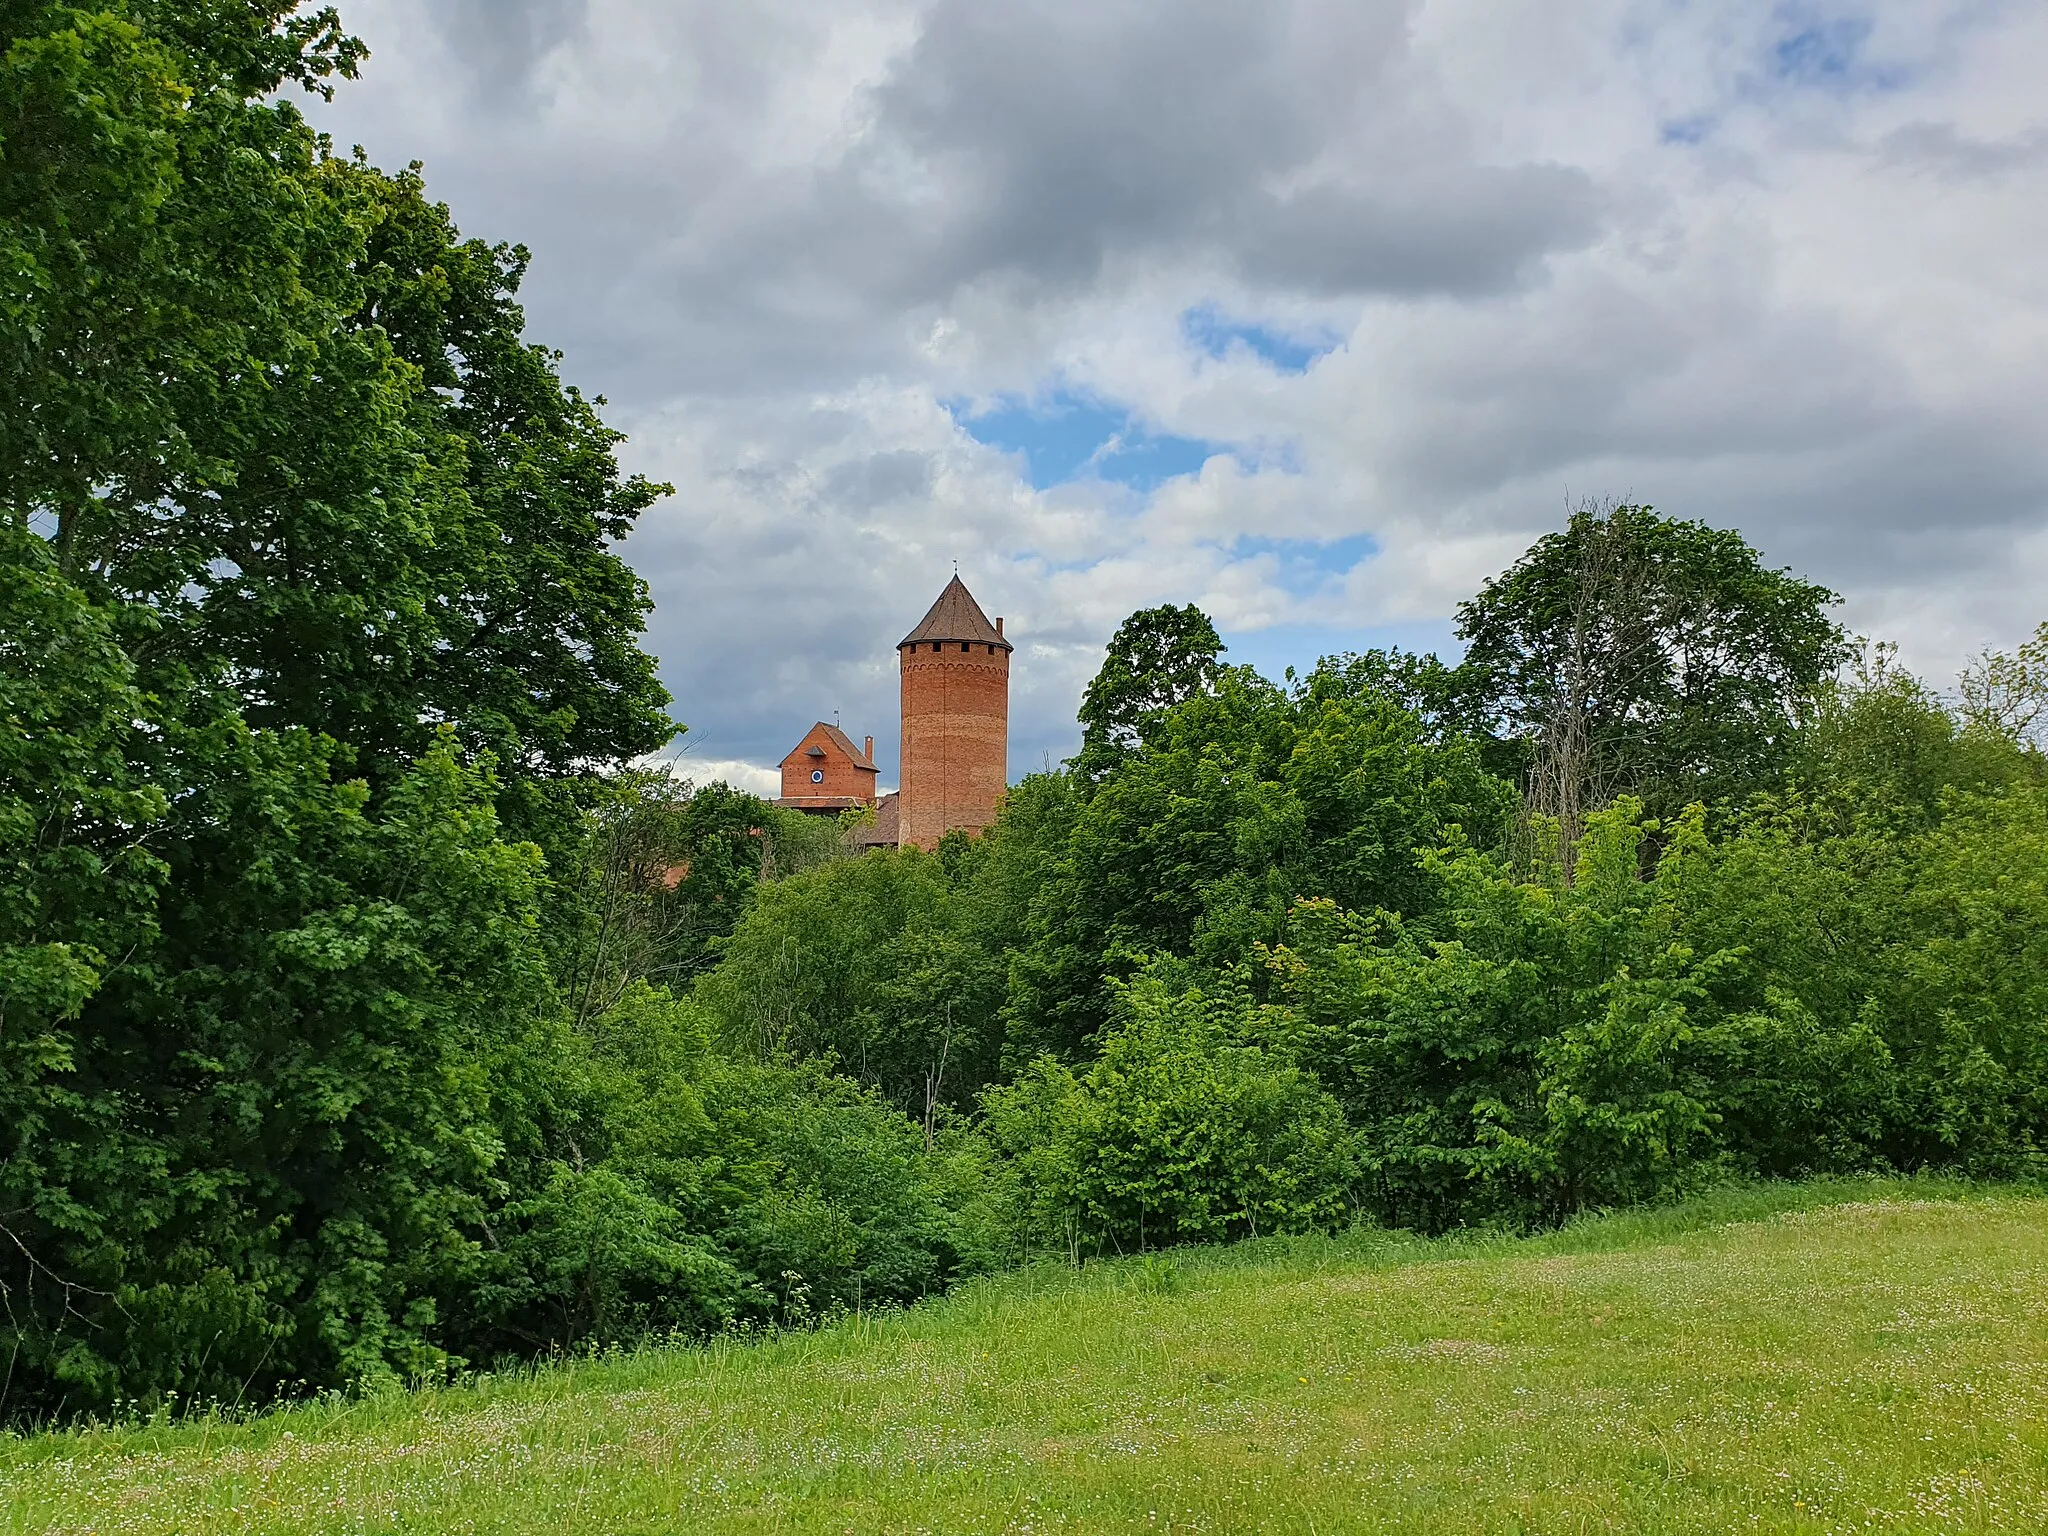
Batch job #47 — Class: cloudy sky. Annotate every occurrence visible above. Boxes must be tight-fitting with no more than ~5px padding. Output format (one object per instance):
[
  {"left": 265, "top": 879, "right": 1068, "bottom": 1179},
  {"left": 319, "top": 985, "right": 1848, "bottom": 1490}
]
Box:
[{"left": 311, "top": 0, "right": 2048, "bottom": 794}]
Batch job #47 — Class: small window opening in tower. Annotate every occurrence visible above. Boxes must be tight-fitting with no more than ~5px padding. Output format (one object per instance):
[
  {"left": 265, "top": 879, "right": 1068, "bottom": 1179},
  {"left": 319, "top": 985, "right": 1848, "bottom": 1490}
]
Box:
[{"left": 959, "top": 642, "right": 969, "bottom": 653}]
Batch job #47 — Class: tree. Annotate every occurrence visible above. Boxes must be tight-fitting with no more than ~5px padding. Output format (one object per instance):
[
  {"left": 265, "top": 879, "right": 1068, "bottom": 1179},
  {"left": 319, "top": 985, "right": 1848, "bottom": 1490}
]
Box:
[
  {"left": 1959, "top": 621, "right": 2048, "bottom": 750},
  {"left": 3, "top": 4, "right": 673, "bottom": 825},
  {"left": 1456, "top": 501, "right": 1848, "bottom": 871},
  {"left": 984, "top": 963, "right": 1356, "bottom": 1257},
  {"left": 1073, "top": 604, "right": 1227, "bottom": 782},
  {"left": 1, "top": 2, "right": 363, "bottom": 573},
  {"left": 0, "top": 2, "right": 683, "bottom": 1418},
  {"left": 289, "top": 157, "right": 675, "bottom": 803},
  {"left": 0, "top": 524, "right": 167, "bottom": 1394},
  {"left": 551, "top": 774, "right": 791, "bottom": 1033},
  {"left": 1304, "top": 647, "right": 1477, "bottom": 745},
  {"left": 4, "top": 729, "right": 563, "bottom": 1417},
  {"left": 1794, "top": 641, "right": 2037, "bottom": 824},
  {"left": 694, "top": 849, "right": 1008, "bottom": 1117},
  {"left": 1008, "top": 664, "right": 1513, "bottom": 1060}
]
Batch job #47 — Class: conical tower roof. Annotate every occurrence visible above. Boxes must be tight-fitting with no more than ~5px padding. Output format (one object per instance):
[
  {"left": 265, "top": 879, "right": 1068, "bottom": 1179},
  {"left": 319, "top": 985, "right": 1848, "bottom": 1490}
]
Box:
[{"left": 898, "top": 574, "right": 1011, "bottom": 651}]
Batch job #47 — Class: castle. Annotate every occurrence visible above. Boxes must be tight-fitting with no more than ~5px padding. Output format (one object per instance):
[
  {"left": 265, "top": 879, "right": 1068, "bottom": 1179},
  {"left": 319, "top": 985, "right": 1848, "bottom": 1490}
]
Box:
[{"left": 775, "top": 575, "right": 1012, "bottom": 849}]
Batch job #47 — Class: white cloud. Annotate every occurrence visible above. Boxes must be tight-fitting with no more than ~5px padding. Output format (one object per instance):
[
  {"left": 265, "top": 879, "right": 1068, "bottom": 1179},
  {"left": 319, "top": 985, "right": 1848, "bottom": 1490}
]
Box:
[
  {"left": 314, "top": 0, "right": 2048, "bottom": 783},
  {"left": 662, "top": 753, "right": 783, "bottom": 799}
]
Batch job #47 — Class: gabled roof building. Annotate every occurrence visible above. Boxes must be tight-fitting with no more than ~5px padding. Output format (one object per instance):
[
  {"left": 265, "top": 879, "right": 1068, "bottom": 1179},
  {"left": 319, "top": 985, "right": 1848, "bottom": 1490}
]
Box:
[{"left": 776, "top": 721, "right": 879, "bottom": 812}]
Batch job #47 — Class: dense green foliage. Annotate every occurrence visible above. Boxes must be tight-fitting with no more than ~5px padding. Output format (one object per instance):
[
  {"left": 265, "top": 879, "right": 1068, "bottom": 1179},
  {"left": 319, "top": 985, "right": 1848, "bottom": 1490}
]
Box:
[
  {"left": 1007, "top": 665, "right": 1516, "bottom": 1058},
  {"left": 979, "top": 655, "right": 2047, "bottom": 1248},
  {"left": 2, "top": 1, "right": 668, "bottom": 803},
  {"left": 1261, "top": 786, "right": 2038, "bottom": 1228},
  {"left": 985, "top": 966, "right": 1356, "bottom": 1257},
  {"left": 9, "top": 0, "right": 2048, "bottom": 1433},
  {"left": 695, "top": 847, "right": 1007, "bottom": 1116},
  {"left": 698, "top": 587, "right": 2047, "bottom": 1266},
  {"left": 1454, "top": 500, "right": 1850, "bottom": 817},
  {"left": 0, "top": 1, "right": 984, "bottom": 1422},
  {"left": 466, "top": 982, "right": 997, "bottom": 1356},
  {"left": 1072, "top": 602, "right": 1227, "bottom": 782}
]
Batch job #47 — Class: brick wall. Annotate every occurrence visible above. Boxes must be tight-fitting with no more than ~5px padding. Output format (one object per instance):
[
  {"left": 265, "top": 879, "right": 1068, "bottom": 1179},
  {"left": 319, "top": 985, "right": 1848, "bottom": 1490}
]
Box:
[
  {"left": 778, "top": 723, "right": 879, "bottom": 808},
  {"left": 898, "top": 640, "right": 1010, "bottom": 849}
]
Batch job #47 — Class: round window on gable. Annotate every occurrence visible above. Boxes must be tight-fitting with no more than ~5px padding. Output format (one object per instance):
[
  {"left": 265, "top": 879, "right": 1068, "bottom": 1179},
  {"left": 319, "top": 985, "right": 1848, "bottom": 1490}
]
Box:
[{"left": 811, "top": 769, "right": 824, "bottom": 784}]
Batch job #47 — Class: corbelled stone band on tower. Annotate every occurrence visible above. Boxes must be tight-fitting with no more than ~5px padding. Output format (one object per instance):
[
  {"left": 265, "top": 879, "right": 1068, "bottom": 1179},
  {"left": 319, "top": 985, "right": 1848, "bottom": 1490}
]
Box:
[{"left": 897, "top": 575, "right": 1011, "bottom": 850}]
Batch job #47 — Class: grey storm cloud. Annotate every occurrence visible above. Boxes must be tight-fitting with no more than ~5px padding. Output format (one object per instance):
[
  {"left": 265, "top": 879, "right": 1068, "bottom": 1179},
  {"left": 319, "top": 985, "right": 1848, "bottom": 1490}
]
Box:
[
  {"left": 1878, "top": 121, "right": 2048, "bottom": 178},
  {"left": 824, "top": 450, "right": 937, "bottom": 507},
  {"left": 658, "top": 0, "right": 1605, "bottom": 358},
  {"left": 311, "top": 0, "right": 2048, "bottom": 783},
  {"left": 834, "top": 0, "right": 1602, "bottom": 299},
  {"left": 342, "top": 0, "right": 1604, "bottom": 398},
  {"left": 432, "top": 0, "right": 589, "bottom": 98}
]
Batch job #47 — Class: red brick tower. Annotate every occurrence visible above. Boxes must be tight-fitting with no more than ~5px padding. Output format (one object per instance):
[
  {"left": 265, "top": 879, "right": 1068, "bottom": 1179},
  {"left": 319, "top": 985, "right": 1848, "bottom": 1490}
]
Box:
[{"left": 897, "top": 575, "right": 1011, "bottom": 849}]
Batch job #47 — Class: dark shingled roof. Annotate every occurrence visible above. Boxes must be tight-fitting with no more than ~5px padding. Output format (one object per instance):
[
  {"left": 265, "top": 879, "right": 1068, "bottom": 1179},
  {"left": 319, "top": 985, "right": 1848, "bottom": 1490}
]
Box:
[
  {"left": 850, "top": 791, "right": 900, "bottom": 849},
  {"left": 898, "top": 575, "right": 1011, "bottom": 651}
]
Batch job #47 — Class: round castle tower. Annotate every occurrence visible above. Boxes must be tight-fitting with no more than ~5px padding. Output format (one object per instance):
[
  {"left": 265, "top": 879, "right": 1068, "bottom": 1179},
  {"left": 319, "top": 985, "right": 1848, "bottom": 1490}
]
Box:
[{"left": 897, "top": 575, "right": 1011, "bottom": 850}]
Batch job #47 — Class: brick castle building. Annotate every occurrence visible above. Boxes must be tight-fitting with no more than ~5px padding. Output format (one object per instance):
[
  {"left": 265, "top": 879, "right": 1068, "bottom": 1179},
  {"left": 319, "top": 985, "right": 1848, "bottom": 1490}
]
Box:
[
  {"left": 773, "top": 575, "right": 1011, "bottom": 850},
  {"left": 775, "top": 722, "right": 880, "bottom": 812},
  {"left": 896, "top": 575, "right": 1012, "bottom": 848}
]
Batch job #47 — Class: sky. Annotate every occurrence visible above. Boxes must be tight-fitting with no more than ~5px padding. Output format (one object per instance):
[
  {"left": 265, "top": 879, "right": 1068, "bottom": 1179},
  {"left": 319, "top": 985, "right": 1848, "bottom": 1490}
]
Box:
[{"left": 309, "top": 0, "right": 2048, "bottom": 796}]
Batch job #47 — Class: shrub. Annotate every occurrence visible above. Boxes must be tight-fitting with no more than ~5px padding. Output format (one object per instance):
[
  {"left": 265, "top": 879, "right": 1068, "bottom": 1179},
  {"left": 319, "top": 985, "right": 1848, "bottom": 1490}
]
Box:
[
  {"left": 986, "top": 965, "right": 1357, "bottom": 1258},
  {"left": 465, "top": 982, "right": 998, "bottom": 1355},
  {"left": 4, "top": 729, "right": 562, "bottom": 1417},
  {"left": 695, "top": 849, "right": 1006, "bottom": 1117},
  {"left": 1262, "top": 804, "right": 1881, "bottom": 1225}
]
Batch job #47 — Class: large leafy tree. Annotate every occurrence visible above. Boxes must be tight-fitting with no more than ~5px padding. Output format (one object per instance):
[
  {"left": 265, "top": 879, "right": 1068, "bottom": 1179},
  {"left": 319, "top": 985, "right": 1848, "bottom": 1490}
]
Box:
[
  {"left": 1011, "top": 662, "right": 1514, "bottom": 1060},
  {"left": 1072, "top": 603, "right": 1227, "bottom": 783},
  {"left": 1455, "top": 502, "right": 1848, "bottom": 853},
  {"left": 0, "top": 1, "right": 679, "bottom": 1417},
  {"left": 0, "top": 526, "right": 167, "bottom": 1379},
  {"left": 203, "top": 157, "right": 674, "bottom": 801},
  {"left": 2, "top": 2, "right": 672, "bottom": 807},
  {"left": 1, "top": 3, "right": 362, "bottom": 554}
]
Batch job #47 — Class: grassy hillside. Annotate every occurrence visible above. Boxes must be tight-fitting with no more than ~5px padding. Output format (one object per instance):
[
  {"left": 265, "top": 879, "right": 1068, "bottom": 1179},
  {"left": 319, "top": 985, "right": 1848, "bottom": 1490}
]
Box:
[{"left": 6, "top": 1179, "right": 2048, "bottom": 1534}]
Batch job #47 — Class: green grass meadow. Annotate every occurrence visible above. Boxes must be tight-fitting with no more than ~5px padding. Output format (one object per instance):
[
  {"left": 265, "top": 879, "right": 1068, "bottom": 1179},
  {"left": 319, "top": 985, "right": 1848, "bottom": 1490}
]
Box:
[{"left": 7, "top": 1179, "right": 2048, "bottom": 1534}]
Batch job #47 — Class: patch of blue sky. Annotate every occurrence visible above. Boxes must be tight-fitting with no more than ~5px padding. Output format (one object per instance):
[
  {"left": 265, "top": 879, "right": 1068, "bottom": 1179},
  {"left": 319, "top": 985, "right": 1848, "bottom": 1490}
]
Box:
[
  {"left": 1659, "top": 114, "right": 1714, "bottom": 145},
  {"left": 1774, "top": 14, "right": 1867, "bottom": 81},
  {"left": 1220, "top": 619, "right": 1463, "bottom": 687},
  {"left": 1766, "top": 8, "right": 1910, "bottom": 94},
  {"left": 949, "top": 388, "right": 1227, "bottom": 491},
  {"left": 1227, "top": 532, "right": 1376, "bottom": 597},
  {"left": 1182, "top": 304, "right": 1341, "bottom": 374}
]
